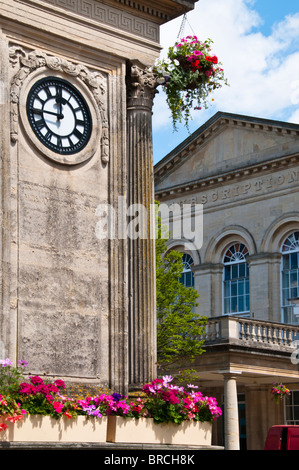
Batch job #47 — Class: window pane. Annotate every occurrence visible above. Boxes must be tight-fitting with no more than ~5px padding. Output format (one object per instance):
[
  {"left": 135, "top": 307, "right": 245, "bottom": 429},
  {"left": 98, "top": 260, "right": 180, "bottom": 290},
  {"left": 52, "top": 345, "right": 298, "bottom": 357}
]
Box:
[
  {"left": 231, "top": 281, "right": 237, "bottom": 296},
  {"left": 232, "top": 264, "right": 238, "bottom": 279},
  {"left": 239, "top": 280, "right": 245, "bottom": 296},
  {"left": 231, "top": 296, "right": 238, "bottom": 312},
  {"left": 238, "top": 296, "right": 244, "bottom": 312},
  {"left": 283, "top": 271, "right": 289, "bottom": 289},
  {"left": 292, "top": 287, "right": 298, "bottom": 300},
  {"left": 282, "top": 288, "right": 289, "bottom": 305},
  {"left": 290, "top": 271, "right": 298, "bottom": 288},
  {"left": 224, "top": 282, "right": 230, "bottom": 298},
  {"left": 239, "top": 263, "right": 245, "bottom": 278},
  {"left": 224, "top": 298, "right": 230, "bottom": 314},
  {"left": 291, "top": 253, "right": 299, "bottom": 269},
  {"left": 283, "top": 254, "right": 290, "bottom": 270},
  {"left": 224, "top": 266, "right": 231, "bottom": 281}
]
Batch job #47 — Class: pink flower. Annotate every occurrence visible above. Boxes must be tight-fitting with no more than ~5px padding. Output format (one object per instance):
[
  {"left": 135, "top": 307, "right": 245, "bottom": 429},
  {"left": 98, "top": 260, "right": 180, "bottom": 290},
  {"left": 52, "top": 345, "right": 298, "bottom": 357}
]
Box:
[
  {"left": 53, "top": 402, "right": 64, "bottom": 413},
  {"left": 54, "top": 380, "right": 65, "bottom": 389},
  {"left": 19, "top": 383, "right": 35, "bottom": 395},
  {"left": 0, "top": 423, "right": 8, "bottom": 432},
  {"left": 30, "top": 376, "right": 44, "bottom": 385}
]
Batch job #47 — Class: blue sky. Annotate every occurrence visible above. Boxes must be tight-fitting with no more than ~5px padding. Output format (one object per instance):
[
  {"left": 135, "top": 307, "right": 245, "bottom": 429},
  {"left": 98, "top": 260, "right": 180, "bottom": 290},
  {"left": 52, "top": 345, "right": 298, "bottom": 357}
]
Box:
[{"left": 152, "top": 0, "right": 299, "bottom": 164}]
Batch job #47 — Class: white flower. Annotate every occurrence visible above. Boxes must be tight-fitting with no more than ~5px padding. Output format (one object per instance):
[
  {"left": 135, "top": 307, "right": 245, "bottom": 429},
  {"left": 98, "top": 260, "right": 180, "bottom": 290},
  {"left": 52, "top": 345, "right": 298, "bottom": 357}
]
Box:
[
  {"left": 162, "top": 375, "right": 173, "bottom": 383},
  {"left": 156, "top": 65, "right": 165, "bottom": 74},
  {"left": 173, "top": 59, "right": 180, "bottom": 66}
]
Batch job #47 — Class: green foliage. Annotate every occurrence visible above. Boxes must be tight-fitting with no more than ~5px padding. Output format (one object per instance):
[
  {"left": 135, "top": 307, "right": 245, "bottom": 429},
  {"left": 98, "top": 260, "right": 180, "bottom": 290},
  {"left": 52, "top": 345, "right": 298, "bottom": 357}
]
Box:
[
  {"left": 152, "top": 35, "right": 228, "bottom": 130},
  {"left": 0, "top": 359, "right": 27, "bottom": 398},
  {"left": 155, "top": 206, "right": 207, "bottom": 368}
]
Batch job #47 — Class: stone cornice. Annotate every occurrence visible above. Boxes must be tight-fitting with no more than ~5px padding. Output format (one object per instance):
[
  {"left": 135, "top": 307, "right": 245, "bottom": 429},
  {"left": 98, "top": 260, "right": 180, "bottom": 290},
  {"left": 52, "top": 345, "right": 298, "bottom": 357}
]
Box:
[
  {"left": 155, "top": 150, "right": 299, "bottom": 198},
  {"left": 154, "top": 112, "right": 299, "bottom": 184},
  {"left": 110, "top": 0, "right": 197, "bottom": 22}
]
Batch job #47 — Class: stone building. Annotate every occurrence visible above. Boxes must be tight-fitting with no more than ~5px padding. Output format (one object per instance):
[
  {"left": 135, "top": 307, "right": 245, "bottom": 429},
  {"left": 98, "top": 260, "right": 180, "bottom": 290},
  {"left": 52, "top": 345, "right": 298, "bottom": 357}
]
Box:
[
  {"left": 0, "top": 0, "right": 198, "bottom": 395},
  {"left": 154, "top": 111, "right": 299, "bottom": 449}
]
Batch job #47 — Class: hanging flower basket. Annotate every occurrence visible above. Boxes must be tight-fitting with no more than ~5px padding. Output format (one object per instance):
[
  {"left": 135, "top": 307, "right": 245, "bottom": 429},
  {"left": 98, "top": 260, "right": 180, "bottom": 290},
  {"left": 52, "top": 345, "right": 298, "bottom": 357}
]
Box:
[
  {"left": 271, "top": 383, "right": 291, "bottom": 404},
  {"left": 152, "top": 35, "right": 228, "bottom": 130}
]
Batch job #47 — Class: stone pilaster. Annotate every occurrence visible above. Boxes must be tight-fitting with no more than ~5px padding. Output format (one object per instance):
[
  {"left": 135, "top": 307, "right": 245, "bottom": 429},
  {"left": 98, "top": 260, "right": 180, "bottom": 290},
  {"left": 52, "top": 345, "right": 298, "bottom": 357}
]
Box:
[
  {"left": 247, "top": 253, "right": 282, "bottom": 322},
  {"left": 126, "top": 61, "right": 157, "bottom": 388}
]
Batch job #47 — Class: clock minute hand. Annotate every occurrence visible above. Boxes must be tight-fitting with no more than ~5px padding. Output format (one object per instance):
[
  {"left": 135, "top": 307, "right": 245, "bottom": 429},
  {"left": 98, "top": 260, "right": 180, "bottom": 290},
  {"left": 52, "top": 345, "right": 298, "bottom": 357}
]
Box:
[{"left": 32, "top": 108, "right": 64, "bottom": 119}]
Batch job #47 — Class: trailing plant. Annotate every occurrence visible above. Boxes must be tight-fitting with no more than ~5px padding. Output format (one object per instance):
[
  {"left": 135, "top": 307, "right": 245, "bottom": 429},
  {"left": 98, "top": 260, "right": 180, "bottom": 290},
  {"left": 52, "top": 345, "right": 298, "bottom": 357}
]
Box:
[
  {"left": 152, "top": 35, "right": 228, "bottom": 130},
  {"left": 271, "top": 382, "right": 291, "bottom": 404}
]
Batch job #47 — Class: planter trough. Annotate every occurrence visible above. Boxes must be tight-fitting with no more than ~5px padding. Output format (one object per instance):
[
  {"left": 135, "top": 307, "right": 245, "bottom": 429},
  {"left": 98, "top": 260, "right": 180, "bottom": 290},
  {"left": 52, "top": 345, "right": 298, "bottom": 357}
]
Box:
[
  {"left": 107, "top": 416, "right": 212, "bottom": 446},
  {"left": 0, "top": 415, "right": 108, "bottom": 443}
]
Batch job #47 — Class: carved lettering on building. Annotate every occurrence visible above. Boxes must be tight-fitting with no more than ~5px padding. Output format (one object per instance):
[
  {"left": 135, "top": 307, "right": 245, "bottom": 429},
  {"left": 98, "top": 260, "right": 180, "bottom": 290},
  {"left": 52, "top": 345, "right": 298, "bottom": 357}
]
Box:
[{"left": 173, "top": 169, "right": 299, "bottom": 207}]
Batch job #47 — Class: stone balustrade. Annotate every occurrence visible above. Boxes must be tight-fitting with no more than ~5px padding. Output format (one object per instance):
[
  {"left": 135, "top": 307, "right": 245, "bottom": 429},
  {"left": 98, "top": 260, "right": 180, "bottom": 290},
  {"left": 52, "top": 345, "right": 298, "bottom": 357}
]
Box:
[{"left": 202, "top": 315, "right": 299, "bottom": 351}]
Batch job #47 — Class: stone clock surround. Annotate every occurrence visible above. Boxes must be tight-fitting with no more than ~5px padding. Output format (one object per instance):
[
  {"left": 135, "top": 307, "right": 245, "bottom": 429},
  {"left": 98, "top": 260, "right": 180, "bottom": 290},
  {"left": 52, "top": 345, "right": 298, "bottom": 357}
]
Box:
[{"left": 10, "top": 47, "right": 108, "bottom": 165}]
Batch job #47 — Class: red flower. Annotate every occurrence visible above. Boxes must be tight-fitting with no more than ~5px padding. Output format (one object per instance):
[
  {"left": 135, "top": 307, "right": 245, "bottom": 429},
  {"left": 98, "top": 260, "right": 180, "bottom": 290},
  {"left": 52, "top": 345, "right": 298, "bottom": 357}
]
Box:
[
  {"left": 191, "top": 60, "right": 201, "bottom": 72},
  {"left": 211, "top": 55, "right": 218, "bottom": 64},
  {"left": 19, "top": 383, "right": 35, "bottom": 395},
  {"left": 54, "top": 380, "right": 65, "bottom": 389},
  {"left": 30, "top": 376, "right": 44, "bottom": 385}
]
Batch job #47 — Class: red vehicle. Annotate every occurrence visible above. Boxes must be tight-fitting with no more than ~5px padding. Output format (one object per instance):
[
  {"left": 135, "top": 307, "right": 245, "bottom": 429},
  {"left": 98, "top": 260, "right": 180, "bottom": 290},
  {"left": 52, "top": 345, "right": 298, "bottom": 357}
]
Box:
[{"left": 264, "top": 425, "right": 299, "bottom": 450}]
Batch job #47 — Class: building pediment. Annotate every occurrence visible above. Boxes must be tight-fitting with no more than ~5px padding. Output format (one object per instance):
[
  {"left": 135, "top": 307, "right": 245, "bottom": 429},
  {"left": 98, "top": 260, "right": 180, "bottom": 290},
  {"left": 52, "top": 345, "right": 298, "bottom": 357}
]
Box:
[{"left": 154, "top": 112, "right": 299, "bottom": 193}]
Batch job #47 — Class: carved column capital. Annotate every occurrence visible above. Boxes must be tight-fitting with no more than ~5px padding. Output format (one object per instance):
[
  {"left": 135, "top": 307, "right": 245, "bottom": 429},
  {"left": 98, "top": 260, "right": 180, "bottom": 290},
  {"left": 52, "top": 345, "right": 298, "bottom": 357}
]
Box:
[{"left": 126, "top": 60, "right": 158, "bottom": 111}]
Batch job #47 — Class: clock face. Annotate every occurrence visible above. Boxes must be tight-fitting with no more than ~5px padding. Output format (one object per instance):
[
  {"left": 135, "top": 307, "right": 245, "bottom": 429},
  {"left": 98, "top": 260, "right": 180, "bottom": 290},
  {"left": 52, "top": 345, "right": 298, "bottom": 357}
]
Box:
[{"left": 26, "top": 77, "right": 92, "bottom": 155}]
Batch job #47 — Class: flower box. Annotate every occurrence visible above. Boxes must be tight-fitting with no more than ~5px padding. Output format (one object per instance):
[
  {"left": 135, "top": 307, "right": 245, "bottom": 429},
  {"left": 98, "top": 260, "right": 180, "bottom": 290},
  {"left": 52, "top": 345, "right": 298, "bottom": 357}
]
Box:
[
  {"left": 107, "top": 416, "right": 212, "bottom": 446},
  {"left": 0, "top": 415, "right": 108, "bottom": 443}
]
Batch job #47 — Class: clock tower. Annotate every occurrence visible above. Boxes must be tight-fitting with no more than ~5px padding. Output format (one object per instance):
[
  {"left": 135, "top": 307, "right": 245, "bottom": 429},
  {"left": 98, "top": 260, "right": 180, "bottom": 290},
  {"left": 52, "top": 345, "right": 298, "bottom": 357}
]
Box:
[{"left": 0, "top": 0, "right": 197, "bottom": 393}]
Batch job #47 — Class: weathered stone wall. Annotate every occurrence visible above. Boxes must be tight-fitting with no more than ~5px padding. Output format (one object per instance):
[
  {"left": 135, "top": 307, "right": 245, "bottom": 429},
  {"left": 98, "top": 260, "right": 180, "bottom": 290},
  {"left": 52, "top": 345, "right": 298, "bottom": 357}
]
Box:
[{"left": 0, "top": 0, "right": 200, "bottom": 391}]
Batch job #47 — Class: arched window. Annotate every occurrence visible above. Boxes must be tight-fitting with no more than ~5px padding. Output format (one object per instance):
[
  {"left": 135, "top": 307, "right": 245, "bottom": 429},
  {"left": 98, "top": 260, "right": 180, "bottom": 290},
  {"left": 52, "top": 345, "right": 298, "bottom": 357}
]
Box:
[
  {"left": 179, "top": 253, "right": 194, "bottom": 288},
  {"left": 223, "top": 243, "right": 250, "bottom": 315},
  {"left": 281, "top": 231, "right": 299, "bottom": 324}
]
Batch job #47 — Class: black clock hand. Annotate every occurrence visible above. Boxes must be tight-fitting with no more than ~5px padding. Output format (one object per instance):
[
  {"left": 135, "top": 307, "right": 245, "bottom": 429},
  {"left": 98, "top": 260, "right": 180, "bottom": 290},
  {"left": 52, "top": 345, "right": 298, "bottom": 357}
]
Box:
[
  {"left": 55, "top": 86, "right": 66, "bottom": 118},
  {"left": 31, "top": 108, "right": 64, "bottom": 119}
]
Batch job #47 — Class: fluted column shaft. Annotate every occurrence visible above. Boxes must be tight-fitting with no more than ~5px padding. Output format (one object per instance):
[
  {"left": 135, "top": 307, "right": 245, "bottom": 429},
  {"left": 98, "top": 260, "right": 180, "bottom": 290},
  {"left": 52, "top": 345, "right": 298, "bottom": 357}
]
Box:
[{"left": 126, "top": 61, "right": 157, "bottom": 387}]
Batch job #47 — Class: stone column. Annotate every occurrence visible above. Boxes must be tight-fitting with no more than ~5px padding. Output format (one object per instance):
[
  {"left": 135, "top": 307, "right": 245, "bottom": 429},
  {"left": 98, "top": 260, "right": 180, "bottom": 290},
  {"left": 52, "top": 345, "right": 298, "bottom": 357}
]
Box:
[
  {"left": 126, "top": 60, "right": 157, "bottom": 388},
  {"left": 223, "top": 373, "right": 240, "bottom": 450}
]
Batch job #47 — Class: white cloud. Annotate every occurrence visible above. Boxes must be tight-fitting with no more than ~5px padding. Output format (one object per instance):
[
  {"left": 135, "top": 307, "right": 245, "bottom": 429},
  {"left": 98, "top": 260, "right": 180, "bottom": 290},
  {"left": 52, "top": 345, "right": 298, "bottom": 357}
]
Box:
[{"left": 153, "top": 0, "right": 299, "bottom": 131}]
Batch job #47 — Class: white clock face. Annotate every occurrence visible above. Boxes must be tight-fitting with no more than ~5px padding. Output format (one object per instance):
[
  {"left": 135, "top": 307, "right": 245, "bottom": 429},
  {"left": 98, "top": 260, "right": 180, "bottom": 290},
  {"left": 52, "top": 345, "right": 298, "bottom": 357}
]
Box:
[{"left": 26, "top": 77, "right": 92, "bottom": 155}]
